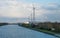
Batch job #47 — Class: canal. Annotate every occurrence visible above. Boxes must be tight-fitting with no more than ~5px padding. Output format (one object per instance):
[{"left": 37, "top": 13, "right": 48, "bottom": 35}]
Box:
[{"left": 0, "top": 25, "right": 58, "bottom": 38}]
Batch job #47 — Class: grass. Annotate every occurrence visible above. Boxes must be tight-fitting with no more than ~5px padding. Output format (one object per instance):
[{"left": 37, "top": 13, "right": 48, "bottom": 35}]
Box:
[{"left": 18, "top": 24, "right": 60, "bottom": 37}]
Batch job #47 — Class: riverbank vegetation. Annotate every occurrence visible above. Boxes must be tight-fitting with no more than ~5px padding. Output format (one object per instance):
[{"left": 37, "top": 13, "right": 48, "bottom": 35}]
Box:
[
  {"left": 18, "top": 22, "right": 60, "bottom": 37},
  {"left": 0, "top": 23, "right": 8, "bottom": 26}
]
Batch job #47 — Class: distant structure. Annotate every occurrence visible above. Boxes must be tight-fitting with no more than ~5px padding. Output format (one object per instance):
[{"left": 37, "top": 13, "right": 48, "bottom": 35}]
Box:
[
  {"left": 28, "top": 4, "right": 36, "bottom": 23},
  {"left": 32, "top": 5, "right": 35, "bottom": 23}
]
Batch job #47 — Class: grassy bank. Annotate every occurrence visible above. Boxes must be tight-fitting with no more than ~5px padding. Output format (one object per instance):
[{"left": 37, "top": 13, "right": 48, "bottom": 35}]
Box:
[{"left": 18, "top": 23, "right": 60, "bottom": 37}]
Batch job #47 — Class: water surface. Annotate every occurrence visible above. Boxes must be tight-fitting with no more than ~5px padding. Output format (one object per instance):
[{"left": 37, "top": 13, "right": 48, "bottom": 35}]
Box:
[{"left": 0, "top": 25, "right": 57, "bottom": 38}]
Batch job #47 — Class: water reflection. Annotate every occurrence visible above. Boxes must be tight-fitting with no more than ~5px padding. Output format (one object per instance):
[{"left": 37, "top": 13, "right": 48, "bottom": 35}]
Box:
[{"left": 0, "top": 25, "right": 57, "bottom": 38}]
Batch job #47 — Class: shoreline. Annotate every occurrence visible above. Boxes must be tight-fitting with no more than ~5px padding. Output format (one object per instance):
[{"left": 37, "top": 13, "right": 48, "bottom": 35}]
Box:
[{"left": 18, "top": 24, "right": 60, "bottom": 38}]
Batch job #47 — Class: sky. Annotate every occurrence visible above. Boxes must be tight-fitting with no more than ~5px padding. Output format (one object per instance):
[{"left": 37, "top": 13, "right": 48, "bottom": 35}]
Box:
[{"left": 0, "top": 0, "right": 60, "bottom": 23}]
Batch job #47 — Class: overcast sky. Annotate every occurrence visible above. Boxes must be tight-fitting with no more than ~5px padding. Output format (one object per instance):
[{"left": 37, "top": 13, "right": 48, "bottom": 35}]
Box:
[{"left": 0, "top": 0, "right": 60, "bottom": 23}]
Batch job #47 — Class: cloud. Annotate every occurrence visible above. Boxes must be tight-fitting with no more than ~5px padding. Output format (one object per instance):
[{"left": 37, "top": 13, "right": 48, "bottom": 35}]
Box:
[
  {"left": 0, "top": 0, "right": 60, "bottom": 22},
  {"left": 0, "top": 0, "right": 34, "bottom": 18},
  {"left": 0, "top": 1, "right": 45, "bottom": 18},
  {"left": 39, "top": 3, "right": 60, "bottom": 22}
]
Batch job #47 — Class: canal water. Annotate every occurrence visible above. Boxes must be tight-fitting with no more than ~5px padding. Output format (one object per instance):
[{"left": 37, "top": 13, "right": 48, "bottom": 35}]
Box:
[{"left": 0, "top": 25, "right": 58, "bottom": 38}]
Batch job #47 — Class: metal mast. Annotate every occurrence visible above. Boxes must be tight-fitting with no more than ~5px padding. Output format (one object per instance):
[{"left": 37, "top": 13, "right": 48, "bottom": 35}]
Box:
[{"left": 32, "top": 5, "right": 35, "bottom": 23}]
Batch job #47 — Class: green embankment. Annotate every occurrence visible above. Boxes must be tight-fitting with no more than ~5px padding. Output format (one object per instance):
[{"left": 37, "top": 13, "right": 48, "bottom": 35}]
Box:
[{"left": 18, "top": 23, "right": 60, "bottom": 37}]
